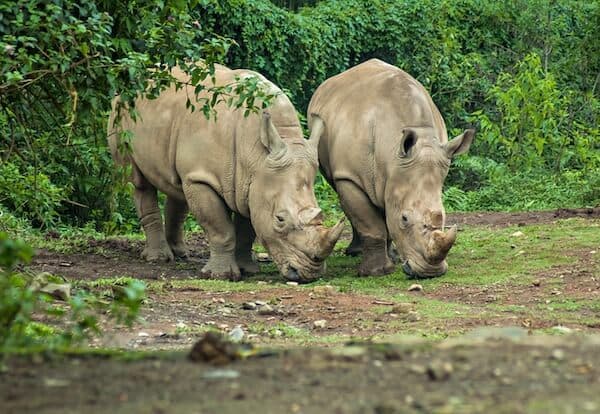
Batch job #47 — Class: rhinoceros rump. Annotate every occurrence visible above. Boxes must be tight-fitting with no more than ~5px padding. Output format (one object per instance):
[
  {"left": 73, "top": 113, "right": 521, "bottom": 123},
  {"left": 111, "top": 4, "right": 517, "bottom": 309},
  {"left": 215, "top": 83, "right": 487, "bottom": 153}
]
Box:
[
  {"left": 308, "top": 59, "right": 474, "bottom": 278},
  {"left": 108, "top": 65, "right": 343, "bottom": 282}
]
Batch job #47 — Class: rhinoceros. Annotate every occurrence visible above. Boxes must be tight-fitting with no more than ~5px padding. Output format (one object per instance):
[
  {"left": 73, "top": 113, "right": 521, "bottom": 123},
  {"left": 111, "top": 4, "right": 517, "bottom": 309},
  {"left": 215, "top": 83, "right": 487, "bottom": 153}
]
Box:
[
  {"left": 108, "top": 64, "right": 344, "bottom": 282},
  {"left": 308, "top": 59, "right": 474, "bottom": 278}
]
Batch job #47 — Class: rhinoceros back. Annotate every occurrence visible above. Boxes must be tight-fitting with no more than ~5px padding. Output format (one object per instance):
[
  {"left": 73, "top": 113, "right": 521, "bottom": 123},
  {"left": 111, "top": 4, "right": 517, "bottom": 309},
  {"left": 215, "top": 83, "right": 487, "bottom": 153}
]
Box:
[
  {"left": 107, "top": 64, "right": 301, "bottom": 210},
  {"left": 308, "top": 59, "right": 448, "bottom": 204}
]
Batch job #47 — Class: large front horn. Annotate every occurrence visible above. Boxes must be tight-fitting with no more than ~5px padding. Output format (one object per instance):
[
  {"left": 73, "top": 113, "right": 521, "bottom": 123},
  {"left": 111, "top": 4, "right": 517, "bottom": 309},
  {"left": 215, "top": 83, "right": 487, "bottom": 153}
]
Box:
[
  {"left": 426, "top": 225, "right": 457, "bottom": 264},
  {"left": 260, "top": 111, "right": 287, "bottom": 156},
  {"left": 308, "top": 114, "right": 325, "bottom": 152},
  {"left": 319, "top": 218, "right": 345, "bottom": 257}
]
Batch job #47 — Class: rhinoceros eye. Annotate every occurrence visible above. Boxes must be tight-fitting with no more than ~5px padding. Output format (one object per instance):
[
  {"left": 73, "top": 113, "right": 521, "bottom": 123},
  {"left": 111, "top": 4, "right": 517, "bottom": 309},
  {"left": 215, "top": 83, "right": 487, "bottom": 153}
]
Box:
[{"left": 274, "top": 211, "right": 290, "bottom": 232}]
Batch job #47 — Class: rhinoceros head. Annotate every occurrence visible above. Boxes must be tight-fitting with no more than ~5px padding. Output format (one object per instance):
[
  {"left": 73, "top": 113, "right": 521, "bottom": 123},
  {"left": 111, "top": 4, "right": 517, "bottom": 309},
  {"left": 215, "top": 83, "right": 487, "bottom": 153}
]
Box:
[
  {"left": 249, "top": 113, "right": 344, "bottom": 283},
  {"left": 386, "top": 127, "right": 475, "bottom": 278}
]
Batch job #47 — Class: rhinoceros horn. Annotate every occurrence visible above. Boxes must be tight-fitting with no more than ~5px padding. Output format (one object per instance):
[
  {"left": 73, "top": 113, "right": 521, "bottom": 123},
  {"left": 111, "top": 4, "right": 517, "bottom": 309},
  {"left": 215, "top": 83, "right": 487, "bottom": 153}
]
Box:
[
  {"left": 260, "top": 111, "right": 287, "bottom": 156},
  {"left": 308, "top": 114, "right": 325, "bottom": 151},
  {"left": 319, "top": 218, "right": 345, "bottom": 257},
  {"left": 427, "top": 225, "right": 457, "bottom": 264}
]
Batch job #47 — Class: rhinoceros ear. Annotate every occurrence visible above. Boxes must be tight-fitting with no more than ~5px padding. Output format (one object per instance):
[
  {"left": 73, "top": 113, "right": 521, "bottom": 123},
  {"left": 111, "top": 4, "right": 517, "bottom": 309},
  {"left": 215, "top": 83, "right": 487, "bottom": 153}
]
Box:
[
  {"left": 260, "top": 111, "right": 287, "bottom": 156},
  {"left": 444, "top": 129, "right": 475, "bottom": 158},
  {"left": 307, "top": 114, "right": 325, "bottom": 151},
  {"left": 399, "top": 128, "right": 418, "bottom": 157}
]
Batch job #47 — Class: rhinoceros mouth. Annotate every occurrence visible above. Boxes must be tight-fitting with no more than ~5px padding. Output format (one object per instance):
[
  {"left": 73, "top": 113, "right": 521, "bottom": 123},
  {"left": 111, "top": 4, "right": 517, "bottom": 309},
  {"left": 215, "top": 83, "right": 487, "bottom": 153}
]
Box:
[
  {"left": 281, "top": 256, "right": 324, "bottom": 283},
  {"left": 402, "top": 259, "right": 447, "bottom": 279}
]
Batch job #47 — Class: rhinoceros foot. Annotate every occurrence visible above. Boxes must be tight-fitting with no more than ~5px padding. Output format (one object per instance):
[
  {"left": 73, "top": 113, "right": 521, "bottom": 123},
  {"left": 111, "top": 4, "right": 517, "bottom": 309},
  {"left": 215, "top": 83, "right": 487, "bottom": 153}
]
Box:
[
  {"left": 238, "top": 260, "right": 260, "bottom": 275},
  {"left": 169, "top": 243, "right": 188, "bottom": 259},
  {"left": 358, "top": 257, "right": 395, "bottom": 277},
  {"left": 344, "top": 244, "right": 362, "bottom": 257},
  {"left": 201, "top": 258, "right": 242, "bottom": 281},
  {"left": 141, "top": 245, "right": 175, "bottom": 262}
]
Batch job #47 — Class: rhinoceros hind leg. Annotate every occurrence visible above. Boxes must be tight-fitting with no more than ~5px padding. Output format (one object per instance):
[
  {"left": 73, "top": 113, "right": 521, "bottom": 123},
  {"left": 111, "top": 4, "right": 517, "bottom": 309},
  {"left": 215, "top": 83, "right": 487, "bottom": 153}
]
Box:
[
  {"left": 234, "top": 214, "right": 260, "bottom": 275},
  {"left": 344, "top": 226, "right": 363, "bottom": 256},
  {"left": 183, "top": 182, "right": 241, "bottom": 280},
  {"left": 132, "top": 165, "right": 174, "bottom": 262},
  {"left": 335, "top": 180, "right": 395, "bottom": 276},
  {"left": 165, "top": 196, "right": 189, "bottom": 258}
]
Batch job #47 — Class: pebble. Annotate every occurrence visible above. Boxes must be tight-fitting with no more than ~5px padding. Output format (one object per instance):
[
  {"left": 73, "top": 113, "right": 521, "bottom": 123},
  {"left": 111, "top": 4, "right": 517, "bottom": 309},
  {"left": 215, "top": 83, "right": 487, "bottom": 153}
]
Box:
[
  {"left": 258, "top": 304, "right": 276, "bottom": 315},
  {"left": 551, "top": 325, "right": 572, "bottom": 334},
  {"left": 551, "top": 349, "right": 565, "bottom": 361},
  {"left": 202, "top": 369, "right": 240, "bottom": 380},
  {"left": 313, "top": 319, "right": 327, "bottom": 329},
  {"left": 408, "top": 284, "right": 423, "bottom": 292},
  {"left": 228, "top": 326, "right": 244, "bottom": 342},
  {"left": 427, "top": 360, "right": 453, "bottom": 381},
  {"left": 254, "top": 300, "right": 267, "bottom": 306},
  {"left": 286, "top": 281, "right": 299, "bottom": 286},
  {"left": 242, "top": 302, "right": 257, "bottom": 310},
  {"left": 256, "top": 252, "right": 271, "bottom": 262},
  {"left": 532, "top": 279, "right": 541, "bottom": 287},
  {"left": 511, "top": 231, "right": 524, "bottom": 237},
  {"left": 406, "top": 311, "right": 421, "bottom": 322},
  {"left": 138, "top": 332, "right": 149, "bottom": 337}
]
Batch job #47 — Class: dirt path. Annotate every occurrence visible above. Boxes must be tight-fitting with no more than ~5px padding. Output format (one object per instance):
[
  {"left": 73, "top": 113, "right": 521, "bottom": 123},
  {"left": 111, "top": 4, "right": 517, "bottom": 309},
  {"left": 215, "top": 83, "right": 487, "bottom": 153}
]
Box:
[{"left": 4, "top": 334, "right": 600, "bottom": 414}]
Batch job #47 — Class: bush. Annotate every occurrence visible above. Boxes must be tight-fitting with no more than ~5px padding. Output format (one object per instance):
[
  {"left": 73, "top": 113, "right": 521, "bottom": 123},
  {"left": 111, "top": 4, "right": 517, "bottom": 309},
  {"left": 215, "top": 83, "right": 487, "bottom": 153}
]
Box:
[{"left": 0, "top": 232, "right": 145, "bottom": 352}]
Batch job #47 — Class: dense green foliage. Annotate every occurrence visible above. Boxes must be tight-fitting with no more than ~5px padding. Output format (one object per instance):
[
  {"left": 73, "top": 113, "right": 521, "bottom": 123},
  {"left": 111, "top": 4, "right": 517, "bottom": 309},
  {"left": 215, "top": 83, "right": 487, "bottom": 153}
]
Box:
[
  {"left": 200, "top": 0, "right": 599, "bottom": 211},
  {"left": 1, "top": 0, "right": 599, "bottom": 232},
  {"left": 0, "top": 0, "right": 272, "bottom": 229}
]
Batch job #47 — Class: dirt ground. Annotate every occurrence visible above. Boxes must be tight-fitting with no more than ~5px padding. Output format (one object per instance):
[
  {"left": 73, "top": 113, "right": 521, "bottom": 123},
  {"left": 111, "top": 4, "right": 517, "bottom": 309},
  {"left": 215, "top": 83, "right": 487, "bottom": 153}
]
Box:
[{"left": 3, "top": 208, "right": 600, "bottom": 413}]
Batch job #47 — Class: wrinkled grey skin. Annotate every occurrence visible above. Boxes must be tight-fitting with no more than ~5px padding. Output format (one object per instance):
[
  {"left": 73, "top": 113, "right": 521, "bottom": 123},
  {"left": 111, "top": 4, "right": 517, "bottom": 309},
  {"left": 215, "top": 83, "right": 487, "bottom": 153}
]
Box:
[
  {"left": 308, "top": 59, "right": 474, "bottom": 278},
  {"left": 108, "top": 64, "right": 343, "bottom": 282}
]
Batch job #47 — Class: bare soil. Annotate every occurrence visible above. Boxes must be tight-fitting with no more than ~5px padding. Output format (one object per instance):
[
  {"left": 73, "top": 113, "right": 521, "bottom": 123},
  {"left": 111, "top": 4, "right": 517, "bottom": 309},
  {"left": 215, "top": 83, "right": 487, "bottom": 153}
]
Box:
[{"left": 5, "top": 208, "right": 600, "bottom": 413}]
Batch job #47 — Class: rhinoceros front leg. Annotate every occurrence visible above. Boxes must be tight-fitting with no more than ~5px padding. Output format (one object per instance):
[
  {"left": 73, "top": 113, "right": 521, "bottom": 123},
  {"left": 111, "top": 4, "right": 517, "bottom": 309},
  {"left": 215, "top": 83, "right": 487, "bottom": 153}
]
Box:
[
  {"left": 335, "top": 180, "right": 395, "bottom": 276},
  {"left": 234, "top": 214, "right": 260, "bottom": 275},
  {"left": 132, "top": 169, "right": 175, "bottom": 262},
  {"left": 165, "top": 197, "right": 189, "bottom": 258},
  {"left": 346, "top": 226, "right": 399, "bottom": 263},
  {"left": 183, "top": 182, "right": 241, "bottom": 280}
]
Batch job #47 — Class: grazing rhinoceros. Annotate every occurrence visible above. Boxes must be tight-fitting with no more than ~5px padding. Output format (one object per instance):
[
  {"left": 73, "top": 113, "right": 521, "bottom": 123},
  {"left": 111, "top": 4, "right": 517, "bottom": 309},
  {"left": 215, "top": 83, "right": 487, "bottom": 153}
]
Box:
[
  {"left": 108, "top": 64, "right": 343, "bottom": 282},
  {"left": 308, "top": 59, "right": 474, "bottom": 278}
]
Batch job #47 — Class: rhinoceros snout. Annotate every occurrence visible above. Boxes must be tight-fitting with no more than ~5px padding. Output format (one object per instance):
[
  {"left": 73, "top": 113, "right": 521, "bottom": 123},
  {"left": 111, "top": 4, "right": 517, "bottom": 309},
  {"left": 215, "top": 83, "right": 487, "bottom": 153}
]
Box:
[
  {"left": 284, "top": 264, "right": 325, "bottom": 284},
  {"left": 402, "top": 260, "right": 447, "bottom": 279}
]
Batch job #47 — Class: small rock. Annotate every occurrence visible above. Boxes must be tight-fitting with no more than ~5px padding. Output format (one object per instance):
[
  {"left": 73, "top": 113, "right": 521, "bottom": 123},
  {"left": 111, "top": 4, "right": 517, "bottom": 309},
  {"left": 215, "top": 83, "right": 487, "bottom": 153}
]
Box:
[
  {"left": 313, "top": 319, "right": 327, "bottom": 329},
  {"left": 40, "top": 283, "right": 71, "bottom": 301},
  {"left": 59, "top": 262, "right": 72, "bottom": 267},
  {"left": 202, "top": 369, "right": 240, "bottom": 380},
  {"left": 228, "top": 325, "right": 244, "bottom": 343},
  {"left": 532, "top": 279, "right": 541, "bottom": 287},
  {"left": 589, "top": 250, "right": 596, "bottom": 255},
  {"left": 254, "top": 300, "right": 267, "bottom": 306},
  {"left": 406, "top": 311, "right": 421, "bottom": 322},
  {"left": 138, "top": 332, "right": 150, "bottom": 337},
  {"left": 551, "top": 349, "right": 565, "bottom": 361},
  {"left": 286, "top": 281, "right": 299, "bottom": 286},
  {"left": 242, "top": 302, "right": 257, "bottom": 310},
  {"left": 408, "top": 284, "right": 423, "bottom": 292},
  {"left": 515, "top": 250, "right": 525, "bottom": 256},
  {"left": 258, "top": 304, "right": 276, "bottom": 315},
  {"left": 427, "top": 360, "right": 453, "bottom": 381},
  {"left": 409, "top": 364, "right": 427, "bottom": 375},
  {"left": 44, "top": 378, "right": 70, "bottom": 387},
  {"left": 256, "top": 252, "right": 271, "bottom": 262},
  {"left": 391, "top": 303, "right": 413, "bottom": 314},
  {"left": 511, "top": 231, "right": 524, "bottom": 237},
  {"left": 551, "top": 325, "right": 572, "bottom": 334}
]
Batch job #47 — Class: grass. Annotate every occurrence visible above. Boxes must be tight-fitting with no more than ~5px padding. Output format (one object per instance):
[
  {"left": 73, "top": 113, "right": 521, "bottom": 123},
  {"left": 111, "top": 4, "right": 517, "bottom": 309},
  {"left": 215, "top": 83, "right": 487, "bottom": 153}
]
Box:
[{"left": 17, "top": 217, "right": 600, "bottom": 349}]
